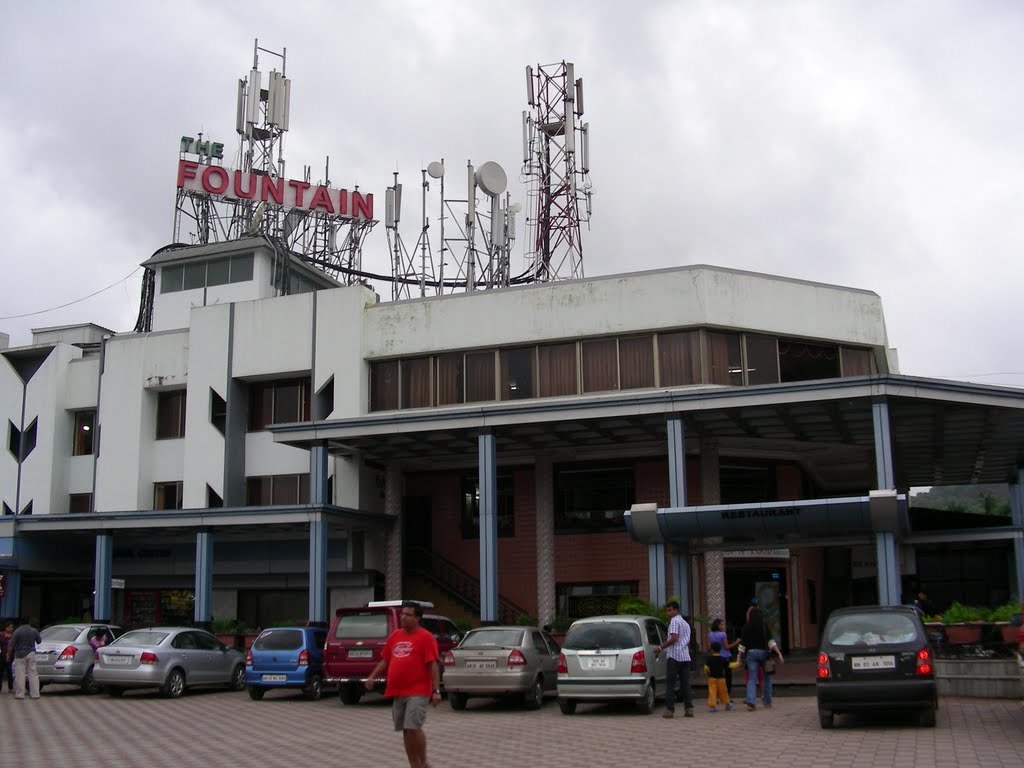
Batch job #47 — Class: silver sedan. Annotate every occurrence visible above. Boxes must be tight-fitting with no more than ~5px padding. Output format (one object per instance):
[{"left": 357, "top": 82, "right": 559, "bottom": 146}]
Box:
[
  {"left": 442, "top": 626, "right": 560, "bottom": 710},
  {"left": 35, "top": 624, "right": 121, "bottom": 693},
  {"left": 94, "top": 627, "right": 246, "bottom": 698}
]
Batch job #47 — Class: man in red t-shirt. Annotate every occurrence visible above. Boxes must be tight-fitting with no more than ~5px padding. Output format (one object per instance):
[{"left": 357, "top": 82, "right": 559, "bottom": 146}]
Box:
[{"left": 365, "top": 601, "right": 441, "bottom": 768}]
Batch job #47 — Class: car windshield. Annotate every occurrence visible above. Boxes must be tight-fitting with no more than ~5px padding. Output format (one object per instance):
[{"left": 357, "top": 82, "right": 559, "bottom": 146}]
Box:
[
  {"left": 111, "top": 630, "right": 169, "bottom": 647},
  {"left": 254, "top": 629, "right": 303, "bottom": 651},
  {"left": 460, "top": 629, "right": 525, "bottom": 648},
  {"left": 335, "top": 613, "right": 389, "bottom": 639},
  {"left": 826, "top": 613, "right": 919, "bottom": 646},
  {"left": 40, "top": 626, "right": 82, "bottom": 643},
  {"left": 563, "top": 622, "right": 642, "bottom": 650}
]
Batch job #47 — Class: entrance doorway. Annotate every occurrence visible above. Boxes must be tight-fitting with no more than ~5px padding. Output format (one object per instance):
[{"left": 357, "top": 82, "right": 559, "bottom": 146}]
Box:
[{"left": 724, "top": 564, "right": 789, "bottom": 651}]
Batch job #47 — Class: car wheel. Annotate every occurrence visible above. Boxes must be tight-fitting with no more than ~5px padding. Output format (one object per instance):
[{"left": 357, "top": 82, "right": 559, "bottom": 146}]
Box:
[
  {"left": 558, "top": 697, "right": 577, "bottom": 715},
  {"left": 636, "top": 681, "right": 655, "bottom": 714},
  {"left": 524, "top": 677, "right": 544, "bottom": 710},
  {"left": 919, "top": 704, "right": 936, "bottom": 727},
  {"left": 105, "top": 686, "right": 125, "bottom": 698},
  {"left": 339, "top": 684, "right": 363, "bottom": 705},
  {"left": 449, "top": 691, "right": 468, "bottom": 711},
  {"left": 818, "top": 708, "right": 834, "bottom": 729},
  {"left": 81, "top": 667, "right": 101, "bottom": 695},
  {"left": 229, "top": 664, "right": 246, "bottom": 691},
  {"left": 248, "top": 686, "right": 266, "bottom": 701},
  {"left": 303, "top": 673, "right": 323, "bottom": 701},
  {"left": 161, "top": 668, "right": 186, "bottom": 699}
]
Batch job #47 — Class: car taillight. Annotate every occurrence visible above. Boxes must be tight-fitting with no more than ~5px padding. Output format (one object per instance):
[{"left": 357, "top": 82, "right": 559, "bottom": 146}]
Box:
[
  {"left": 443, "top": 650, "right": 455, "bottom": 667},
  {"left": 817, "top": 652, "right": 831, "bottom": 679},
  {"left": 508, "top": 649, "right": 526, "bottom": 667},
  {"left": 139, "top": 651, "right": 158, "bottom": 665},
  {"left": 557, "top": 653, "right": 567, "bottom": 674},
  {"left": 58, "top": 645, "right": 77, "bottom": 661},
  {"left": 631, "top": 651, "right": 647, "bottom": 674},
  {"left": 916, "top": 647, "right": 933, "bottom": 676},
  {"left": 298, "top": 650, "right": 309, "bottom": 667},
  {"left": 245, "top": 650, "right": 253, "bottom": 666}
]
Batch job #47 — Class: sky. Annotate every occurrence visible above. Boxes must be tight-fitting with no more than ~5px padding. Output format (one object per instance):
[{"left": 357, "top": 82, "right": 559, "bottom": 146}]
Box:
[{"left": 1, "top": 1, "right": 1022, "bottom": 386}]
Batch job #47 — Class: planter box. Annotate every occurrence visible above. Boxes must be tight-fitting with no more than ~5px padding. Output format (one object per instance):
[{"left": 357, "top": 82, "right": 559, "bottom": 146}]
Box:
[
  {"left": 934, "top": 658, "right": 1022, "bottom": 699},
  {"left": 943, "top": 624, "right": 984, "bottom": 644}
]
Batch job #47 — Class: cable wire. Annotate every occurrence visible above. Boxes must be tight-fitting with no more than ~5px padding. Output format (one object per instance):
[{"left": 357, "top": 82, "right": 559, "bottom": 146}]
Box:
[{"left": 0, "top": 266, "right": 143, "bottom": 320}]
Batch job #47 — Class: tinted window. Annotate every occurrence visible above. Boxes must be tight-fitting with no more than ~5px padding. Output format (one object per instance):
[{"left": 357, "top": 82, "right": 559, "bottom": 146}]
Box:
[
  {"left": 531, "top": 631, "right": 548, "bottom": 654},
  {"left": 112, "top": 630, "right": 170, "bottom": 647},
  {"left": 644, "top": 620, "right": 660, "bottom": 645},
  {"left": 542, "top": 631, "right": 560, "bottom": 653},
  {"left": 172, "top": 633, "right": 198, "bottom": 650},
  {"left": 563, "top": 622, "right": 642, "bottom": 650},
  {"left": 313, "top": 630, "right": 327, "bottom": 649},
  {"left": 193, "top": 632, "right": 222, "bottom": 651},
  {"left": 460, "top": 629, "right": 525, "bottom": 648},
  {"left": 335, "top": 613, "right": 389, "bottom": 639},
  {"left": 255, "top": 629, "right": 304, "bottom": 651},
  {"left": 825, "top": 613, "right": 920, "bottom": 647},
  {"left": 40, "top": 626, "right": 82, "bottom": 643}
]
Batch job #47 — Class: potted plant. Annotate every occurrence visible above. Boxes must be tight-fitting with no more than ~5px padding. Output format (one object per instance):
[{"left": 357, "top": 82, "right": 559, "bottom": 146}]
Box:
[
  {"left": 988, "top": 601, "right": 1021, "bottom": 644},
  {"left": 941, "top": 602, "right": 985, "bottom": 644}
]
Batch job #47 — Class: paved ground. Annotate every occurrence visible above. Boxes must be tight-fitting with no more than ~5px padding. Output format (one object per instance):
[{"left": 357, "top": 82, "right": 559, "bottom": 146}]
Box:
[{"left": 4, "top": 685, "right": 1023, "bottom": 767}]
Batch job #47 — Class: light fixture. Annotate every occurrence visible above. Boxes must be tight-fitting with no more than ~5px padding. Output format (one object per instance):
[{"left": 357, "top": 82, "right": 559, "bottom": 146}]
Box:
[{"left": 81, "top": 425, "right": 91, "bottom": 431}]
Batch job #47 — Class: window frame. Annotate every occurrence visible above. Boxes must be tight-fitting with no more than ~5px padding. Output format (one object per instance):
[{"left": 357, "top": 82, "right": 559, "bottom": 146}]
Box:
[
  {"left": 156, "top": 391, "right": 187, "bottom": 440},
  {"left": 72, "top": 410, "right": 96, "bottom": 456}
]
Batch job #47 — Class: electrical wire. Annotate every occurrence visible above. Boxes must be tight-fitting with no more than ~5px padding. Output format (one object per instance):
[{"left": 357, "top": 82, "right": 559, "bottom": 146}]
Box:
[{"left": 0, "top": 266, "right": 143, "bottom": 320}]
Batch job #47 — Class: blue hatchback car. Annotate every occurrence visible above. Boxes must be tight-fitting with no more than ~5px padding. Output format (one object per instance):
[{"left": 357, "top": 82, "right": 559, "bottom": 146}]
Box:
[{"left": 245, "top": 626, "right": 328, "bottom": 700}]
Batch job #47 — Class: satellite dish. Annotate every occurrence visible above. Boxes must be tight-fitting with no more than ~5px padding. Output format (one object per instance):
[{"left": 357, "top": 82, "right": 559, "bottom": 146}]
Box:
[
  {"left": 475, "top": 161, "right": 507, "bottom": 197},
  {"left": 509, "top": 202, "right": 523, "bottom": 214},
  {"left": 426, "top": 161, "right": 445, "bottom": 179}
]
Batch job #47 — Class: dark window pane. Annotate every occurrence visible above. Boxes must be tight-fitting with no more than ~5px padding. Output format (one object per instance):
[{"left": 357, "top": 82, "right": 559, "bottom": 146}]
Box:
[
  {"left": 370, "top": 361, "right": 400, "bottom": 411},
  {"left": 154, "top": 482, "right": 183, "bottom": 510},
  {"left": 745, "top": 334, "right": 780, "bottom": 385},
  {"left": 436, "top": 355, "right": 463, "bottom": 406},
  {"left": 69, "top": 493, "right": 92, "bottom": 513},
  {"left": 402, "top": 358, "right": 432, "bottom": 409},
  {"left": 555, "top": 465, "right": 634, "bottom": 532},
  {"left": 658, "top": 331, "right": 701, "bottom": 386},
  {"left": 619, "top": 336, "right": 655, "bottom": 390},
  {"left": 246, "top": 477, "right": 272, "bottom": 506},
  {"left": 707, "top": 331, "right": 743, "bottom": 385},
  {"left": 272, "top": 475, "right": 299, "bottom": 505},
  {"left": 500, "top": 348, "right": 534, "bottom": 400},
  {"left": 161, "top": 265, "right": 184, "bottom": 294},
  {"left": 207, "top": 485, "right": 223, "bottom": 508},
  {"left": 8, "top": 421, "right": 20, "bottom": 459},
  {"left": 841, "top": 347, "right": 873, "bottom": 377},
  {"left": 465, "top": 352, "right": 495, "bottom": 403},
  {"left": 156, "top": 391, "right": 186, "bottom": 439},
  {"left": 248, "top": 383, "right": 272, "bottom": 431},
  {"left": 461, "top": 473, "right": 515, "bottom": 538},
  {"left": 210, "top": 390, "right": 226, "bottom": 435},
  {"left": 230, "top": 253, "right": 254, "bottom": 282},
  {"left": 73, "top": 410, "right": 95, "bottom": 456},
  {"left": 779, "top": 340, "right": 839, "bottom": 382},
  {"left": 537, "top": 344, "right": 577, "bottom": 397},
  {"left": 206, "top": 258, "right": 230, "bottom": 286},
  {"left": 298, "top": 474, "right": 310, "bottom": 504},
  {"left": 581, "top": 339, "right": 618, "bottom": 393},
  {"left": 273, "top": 382, "right": 301, "bottom": 424},
  {"left": 183, "top": 262, "right": 206, "bottom": 290},
  {"left": 22, "top": 418, "right": 37, "bottom": 460},
  {"left": 720, "top": 463, "right": 778, "bottom": 504}
]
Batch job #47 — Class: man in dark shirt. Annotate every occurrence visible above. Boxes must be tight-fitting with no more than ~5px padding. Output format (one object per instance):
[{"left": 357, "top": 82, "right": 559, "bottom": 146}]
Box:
[{"left": 11, "top": 618, "right": 42, "bottom": 700}]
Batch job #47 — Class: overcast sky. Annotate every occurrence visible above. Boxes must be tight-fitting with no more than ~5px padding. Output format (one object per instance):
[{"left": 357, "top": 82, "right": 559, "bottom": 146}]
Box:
[{"left": 2, "top": 1, "right": 1021, "bottom": 386}]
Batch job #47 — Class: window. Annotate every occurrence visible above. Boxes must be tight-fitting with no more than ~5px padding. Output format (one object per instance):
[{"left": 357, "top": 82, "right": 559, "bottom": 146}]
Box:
[
  {"left": 841, "top": 347, "right": 873, "bottom": 377},
  {"left": 720, "top": 463, "right": 778, "bottom": 504},
  {"left": 619, "top": 336, "right": 655, "bottom": 390},
  {"left": 69, "top": 493, "right": 92, "bottom": 513},
  {"left": 161, "top": 265, "right": 183, "bottom": 293},
  {"left": 156, "top": 391, "right": 186, "bottom": 439},
  {"left": 707, "top": 331, "right": 743, "bottom": 385},
  {"left": 206, "top": 485, "right": 223, "bottom": 508},
  {"left": 230, "top": 253, "right": 254, "bottom": 282},
  {"left": 538, "top": 343, "right": 578, "bottom": 397},
  {"left": 554, "top": 465, "right": 634, "bottom": 532},
  {"left": 206, "top": 258, "right": 230, "bottom": 286},
  {"left": 245, "top": 474, "right": 310, "bottom": 506},
  {"left": 436, "top": 354, "right": 463, "bottom": 406},
  {"left": 779, "top": 340, "right": 839, "bottom": 381},
  {"left": 210, "top": 389, "right": 227, "bottom": 435},
  {"left": 658, "top": 331, "right": 701, "bottom": 386},
  {"left": 73, "top": 410, "right": 95, "bottom": 455},
  {"left": 248, "top": 378, "right": 310, "bottom": 431},
  {"left": 465, "top": 351, "right": 495, "bottom": 403},
  {"left": 461, "top": 473, "right": 514, "bottom": 538},
  {"left": 183, "top": 262, "right": 206, "bottom": 290},
  {"left": 370, "top": 361, "right": 400, "bottom": 411},
  {"left": 744, "top": 334, "right": 780, "bottom": 385},
  {"left": 500, "top": 348, "right": 535, "bottom": 400},
  {"left": 401, "top": 358, "right": 432, "bottom": 408},
  {"left": 7, "top": 418, "right": 37, "bottom": 463},
  {"left": 154, "top": 481, "right": 183, "bottom": 510},
  {"left": 556, "top": 581, "right": 639, "bottom": 618},
  {"left": 160, "top": 253, "right": 254, "bottom": 294},
  {"left": 581, "top": 339, "right": 618, "bottom": 393}
]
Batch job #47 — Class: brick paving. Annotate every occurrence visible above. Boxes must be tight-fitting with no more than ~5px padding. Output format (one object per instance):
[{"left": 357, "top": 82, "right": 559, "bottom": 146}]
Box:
[{"left": 4, "top": 685, "right": 1023, "bottom": 767}]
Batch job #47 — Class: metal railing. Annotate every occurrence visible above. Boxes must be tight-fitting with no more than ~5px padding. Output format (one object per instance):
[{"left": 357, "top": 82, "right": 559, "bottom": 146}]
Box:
[{"left": 406, "top": 546, "right": 528, "bottom": 625}]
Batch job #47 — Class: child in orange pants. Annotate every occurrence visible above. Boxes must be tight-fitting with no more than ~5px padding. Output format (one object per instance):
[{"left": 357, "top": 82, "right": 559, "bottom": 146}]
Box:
[{"left": 703, "top": 641, "right": 733, "bottom": 711}]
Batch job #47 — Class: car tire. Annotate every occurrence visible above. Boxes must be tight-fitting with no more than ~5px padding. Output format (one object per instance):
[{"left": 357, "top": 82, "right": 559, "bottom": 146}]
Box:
[
  {"left": 524, "top": 677, "right": 544, "bottom": 710},
  {"left": 248, "top": 686, "right": 266, "bottom": 700},
  {"left": 105, "top": 686, "right": 125, "bottom": 698},
  {"left": 303, "top": 673, "right": 323, "bottom": 701},
  {"left": 161, "top": 668, "right": 186, "bottom": 699},
  {"left": 558, "top": 697, "right": 577, "bottom": 715},
  {"left": 919, "top": 704, "right": 936, "bottom": 727},
  {"left": 636, "top": 681, "right": 655, "bottom": 714},
  {"left": 339, "top": 684, "right": 363, "bottom": 705},
  {"left": 818, "top": 708, "right": 834, "bottom": 729},
  {"left": 81, "top": 667, "right": 100, "bottom": 695},
  {"left": 229, "top": 664, "right": 246, "bottom": 691},
  {"left": 449, "top": 691, "right": 468, "bottom": 711}
]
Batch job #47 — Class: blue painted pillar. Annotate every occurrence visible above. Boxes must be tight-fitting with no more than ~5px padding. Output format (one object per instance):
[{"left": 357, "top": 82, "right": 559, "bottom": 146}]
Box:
[
  {"left": 94, "top": 534, "right": 113, "bottom": 622},
  {"left": 310, "top": 441, "right": 329, "bottom": 506},
  {"left": 1011, "top": 470, "right": 1024, "bottom": 601},
  {"left": 872, "top": 399, "right": 900, "bottom": 603},
  {"left": 0, "top": 571, "right": 21, "bottom": 620},
  {"left": 194, "top": 531, "right": 213, "bottom": 627},
  {"left": 875, "top": 531, "right": 901, "bottom": 606},
  {"left": 872, "top": 398, "right": 895, "bottom": 490},
  {"left": 478, "top": 430, "right": 498, "bottom": 624},
  {"left": 309, "top": 515, "right": 328, "bottom": 625},
  {"left": 648, "top": 543, "right": 667, "bottom": 608},
  {"left": 667, "top": 416, "right": 690, "bottom": 612}
]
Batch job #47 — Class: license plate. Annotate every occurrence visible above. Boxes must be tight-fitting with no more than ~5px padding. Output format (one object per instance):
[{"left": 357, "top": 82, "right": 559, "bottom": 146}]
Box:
[
  {"left": 105, "top": 656, "right": 132, "bottom": 665},
  {"left": 466, "top": 660, "right": 496, "bottom": 670},
  {"left": 348, "top": 649, "right": 373, "bottom": 659},
  {"left": 261, "top": 674, "right": 287, "bottom": 682},
  {"left": 851, "top": 655, "right": 895, "bottom": 670},
  {"left": 585, "top": 656, "right": 614, "bottom": 670}
]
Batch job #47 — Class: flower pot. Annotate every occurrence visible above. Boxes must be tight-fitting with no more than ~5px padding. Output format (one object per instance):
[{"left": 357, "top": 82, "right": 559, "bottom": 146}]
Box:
[
  {"left": 944, "top": 624, "right": 984, "bottom": 644},
  {"left": 997, "top": 623, "right": 1019, "bottom": 644}
]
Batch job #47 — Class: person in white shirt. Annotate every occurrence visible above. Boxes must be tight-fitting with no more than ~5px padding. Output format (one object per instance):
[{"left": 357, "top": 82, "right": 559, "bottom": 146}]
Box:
[{"left": 657, "top": 600, "right": 694, "bottom": 718}]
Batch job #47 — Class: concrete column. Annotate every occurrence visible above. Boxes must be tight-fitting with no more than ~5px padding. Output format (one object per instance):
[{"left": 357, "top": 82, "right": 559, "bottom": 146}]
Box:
[
  {"left": 1011, "top": 470, "right": 1024, "bottom": 601},
  {"left": 701, "top": 438, "right": 725, "bottom": 628},
  {"left": 875, "top": 531, "right": 900, "bottom": 606},
  {"left": 535, "top": 456, "right": 556, "bottom": 626},
  {"left": 309, "top": 440, "right": 329, "bottom": 505},
  {"left": 667, "top": 416, "right": 690, "bottom": 611},
  {"left": 94, "top": 534, "right": 113, "bottom": 622},
  {"left": 309, "top": 514, "right": 328, "bottom": 625},
  {"left": 194, "top": 530, "right": 213, "bottom": 629},
  {"left": 479, "top": 430, "right": 498, "bottom": 623},
  {"left": 648, "top": 543, "right": 667, "bottom": 607},
  {"left": 0, "top": 571, "right": 21, "bottom": 620},
  {"left": 872, "top": 398, "right": 895, "bottom": 490},
  {"left": 384, "top": 465, "right": 403, "bottom": 601}
]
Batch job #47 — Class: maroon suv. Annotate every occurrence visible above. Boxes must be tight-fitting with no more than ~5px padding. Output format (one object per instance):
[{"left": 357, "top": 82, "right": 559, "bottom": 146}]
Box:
[{"left": 324, "top": 600, "right": 463, "bottom": 705}]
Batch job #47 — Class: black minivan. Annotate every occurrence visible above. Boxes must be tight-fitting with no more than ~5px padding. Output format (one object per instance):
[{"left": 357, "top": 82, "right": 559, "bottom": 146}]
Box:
[{"left": 816, "top": 605, "right": 937, "bottom": 728}]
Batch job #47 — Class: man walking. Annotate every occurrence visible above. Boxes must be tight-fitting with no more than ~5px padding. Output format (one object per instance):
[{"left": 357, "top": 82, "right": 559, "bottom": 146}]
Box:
[
  {"left": 11, "top": 617, "right": 42, "bottom": 700},
  {"left": 658, "top": 600, "right": 694, "bottom": 718},
  {"left": 365, "top": 601, "right": 441, "bottom": 768}
]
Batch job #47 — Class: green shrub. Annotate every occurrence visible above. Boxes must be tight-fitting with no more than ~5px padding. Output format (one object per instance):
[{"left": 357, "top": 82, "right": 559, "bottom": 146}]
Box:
[
  {"left": 549, "top": 615, "right": 573, "bottom": 633},
  {"left": 616, "top": 595, "right": 656, "bottom": 616},
  {"left": 941, "top": 601, "right": 987, "bottom": 624},
  {"left": 515, "top": 613, "right": 538, "bottom": 626},
  {"left": 988, "top": 601, "right": 1019, "bottom": 622}
]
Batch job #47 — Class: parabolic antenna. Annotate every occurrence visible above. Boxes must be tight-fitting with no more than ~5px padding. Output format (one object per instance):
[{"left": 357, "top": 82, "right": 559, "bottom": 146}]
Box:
[
  {"left": 509, "top": 202, "right": 523, "bottom": 213},
  {"left": 475, "top": 161, "right": 507, "bottom": 197},
  {"left": 426, "top": 161, "right": 445, "bottom": 179}
]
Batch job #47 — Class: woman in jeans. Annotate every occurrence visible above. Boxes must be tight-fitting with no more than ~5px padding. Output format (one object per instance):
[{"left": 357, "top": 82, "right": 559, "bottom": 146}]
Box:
[{"left": 736, "top": 607, "right": 784, "bottom": 710}]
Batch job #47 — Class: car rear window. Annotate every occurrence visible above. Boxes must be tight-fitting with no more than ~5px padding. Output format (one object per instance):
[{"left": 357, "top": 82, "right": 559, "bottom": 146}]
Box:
[
  {"left": 335, "top": 613, "right": 389, "bottom": 639},
  {"left": 563, "top": 622, "right": 642, "bottom": 650},
  {"left": 460, "top": 629, "right": 525, "bottom": 648},
  {"left": 254, "top": 629, "right": 304, "bottom": 651},
  {"left": 40, "top": 627, "right": 81, "bottom": 643},
  {"left": 826, "top": 613, "right": 920, "bottom": 646},
  {"left": 112, "top": 630, "right": 169, "bottom": 647}
]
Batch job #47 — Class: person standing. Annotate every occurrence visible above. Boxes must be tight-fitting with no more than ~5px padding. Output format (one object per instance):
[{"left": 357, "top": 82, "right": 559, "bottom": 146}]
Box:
[
  {"left": 0, "top": 621, "right": 15, "bottom": 693},
  {"left": 707, "top": 617, "right": 739, "bottom": 694},
  {"left": 658, "top": 600, "right": 694, "bottom": 718},
  {"left": 736, "top": 607, "right": 784, "bottom": 710},
  {"left": 364, "top": 602, "right": 441, "bottom": 768},
  {"left": 11, "top": 617, "right": 42, "bottom": 700},
  {"left": 703, "top": 641, "right": 733, "bottom": 712}
]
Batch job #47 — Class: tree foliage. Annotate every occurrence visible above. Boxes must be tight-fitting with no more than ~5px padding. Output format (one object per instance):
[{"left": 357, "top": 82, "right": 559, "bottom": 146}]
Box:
[{"left": 911, "top": 484, "right": 1010, "bottom": 517}]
